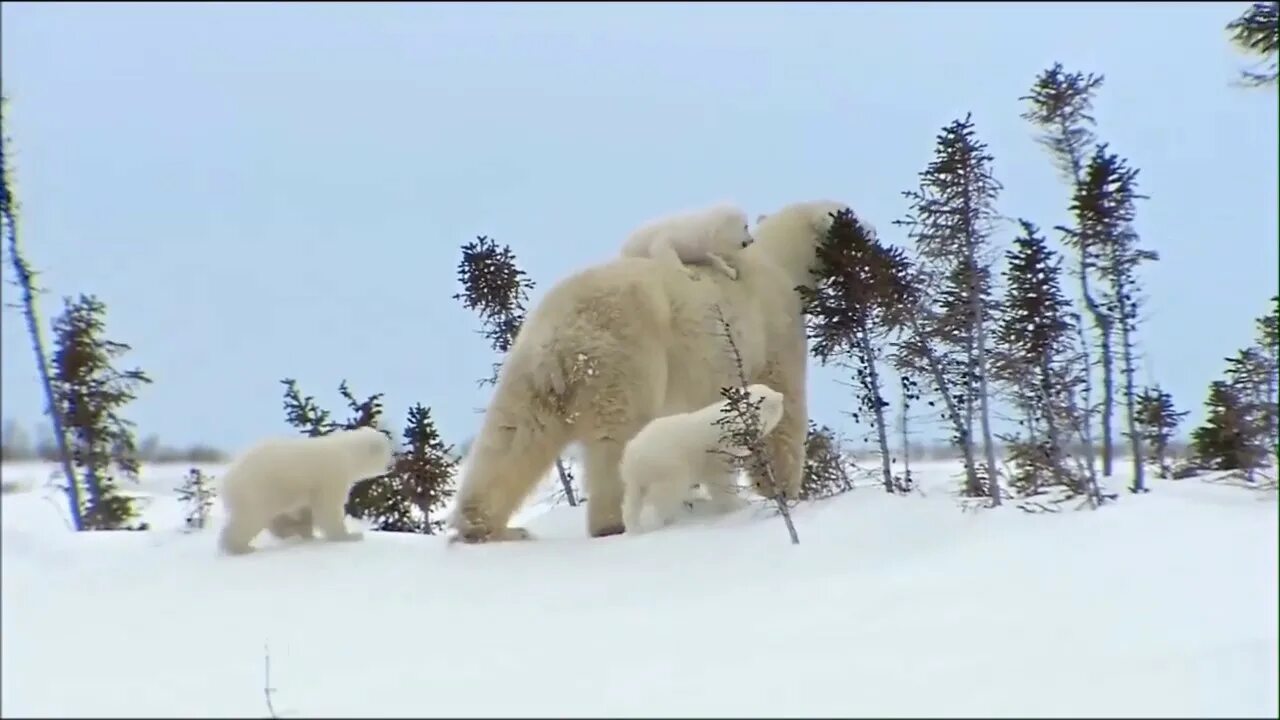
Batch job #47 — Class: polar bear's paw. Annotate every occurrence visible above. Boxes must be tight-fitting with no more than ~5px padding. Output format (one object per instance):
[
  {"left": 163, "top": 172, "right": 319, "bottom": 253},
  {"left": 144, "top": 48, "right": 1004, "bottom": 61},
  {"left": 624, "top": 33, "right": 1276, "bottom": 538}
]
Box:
[{"left": 447, "top": 524, "right": 534, "bottom": 545}]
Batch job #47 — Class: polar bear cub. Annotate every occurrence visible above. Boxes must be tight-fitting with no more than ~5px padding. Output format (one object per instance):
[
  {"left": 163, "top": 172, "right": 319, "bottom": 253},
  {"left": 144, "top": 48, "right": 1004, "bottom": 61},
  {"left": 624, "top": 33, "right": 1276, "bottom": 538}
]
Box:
[
  {"left": 620, "top": 383, "right": 786, "bottom": 534},
  {"left": 620, "top": 203, "right": 753, "bottom": 280},
  {"left": 217, "top": 426, "right": 395, "bottom": 555}
]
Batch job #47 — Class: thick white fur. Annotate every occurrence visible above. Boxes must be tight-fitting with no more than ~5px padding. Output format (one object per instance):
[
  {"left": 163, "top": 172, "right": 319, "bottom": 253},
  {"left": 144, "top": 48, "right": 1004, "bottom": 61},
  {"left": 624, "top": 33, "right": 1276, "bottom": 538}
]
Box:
[
  {"left": 620, "top": 203, "right": 753, "bottom": 281},
  {"left": 621, "top": 383, "right": 785, "bottom": 534},
  {"left": 447, "top": 199, "right": 850, "bottom": 543},
  {"left": 217, "top": 427, "right": 395, "bottom": 555}
]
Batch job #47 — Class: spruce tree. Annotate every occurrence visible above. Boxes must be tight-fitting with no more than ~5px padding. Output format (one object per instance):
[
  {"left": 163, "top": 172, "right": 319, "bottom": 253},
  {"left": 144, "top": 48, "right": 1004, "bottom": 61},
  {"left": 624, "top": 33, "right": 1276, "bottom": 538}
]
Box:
[
  {"left": 1073, "top": 145, "right": 1156, "bottom": 493},
  {"left": 177, "top": 467, "right": 217, "bottom": 531},
  {"left": 1251, "top": 295, "right": 1279, "bottom": 462},
  {"left": 896, "top": 113, "right": 1003, "bottom": 504},
  {"left": 388, "top": 403, "right": 457, "bottom": 534},
  {"left": 1224, "top": 347, "right": 1275, "bottom": 481},
  {"left": 800, "top": 421, "right": 853, "bottom": 500},
  {"left": 1020, "top": 63, "right": 1106, "bottom": 481},
  {"left": 49, "top": 294, "right": 153, "bottom": 530},
  {"left": 1135, "top": 386, "right": 1188, "bottom": 480},
  {"left": 1192, "top": 381, "right": 1253, "bottom": 471},
  {"left": 1225, "top": 1, "right": 1279, "bottom": 86},
  {"left": 2, "top": 95, "right": 85, "bottom": 528},
  {"left": 993, "top": 220, "right": 1094, "bottom": 501},
  {"left": 799, "top": 209, "right": 915, "bottom": 494}
]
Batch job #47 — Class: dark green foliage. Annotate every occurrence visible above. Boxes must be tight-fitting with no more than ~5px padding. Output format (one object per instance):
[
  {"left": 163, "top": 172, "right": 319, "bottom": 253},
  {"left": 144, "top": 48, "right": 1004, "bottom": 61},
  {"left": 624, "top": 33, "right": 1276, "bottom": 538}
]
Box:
[
  {"left": 49, "top": 294, "right": 153, "bottom": 531},
  {"left": 386, "top": 404, "right": 457, "bottom": 534},
  {"left": 1224, "top": 346, "right": 1277, "bottom": 477},
  {"left": 802, "top": 209, "right": 914, "bottom": 361},
  {"left": 800, "top": 422, "right": 853, "bottom": 500},
  {"left": 994, "top": 220, "right": 1090, "bottom": 499},
  {"left": 1070, "top": 145, "right": 1155, "bottom": 493},
  {"left": 453, "top": 235, "right": 536, "bottom": 383},
  {"left": 1021, "top": 62, "right": 1109, "bottom": 482},
  {"left": 1251, "top": 296, "right": 1280, "bottom": 460},
  {"left": 1135, "top": 386, "right": 1189, "bottom": 480},
  {"left": 799, "top": 209, "right": 915, "bottom": 493},
  {"left": 1226, "top": 1, "right": 1279, "bottom": 86},
  {"left": 895, "top": 113, "right": 1003, "bottom": 501},
  {"left": 1192, "top": 381, "right": 1256, "bottom": 470},
  {"left": 280, "top": 378, "right": 333, "bottom": 437},
  {"left": 177, "top": 467, "right": 217, "bottom": 531},
  {"left": 1019, "top": 63, "right": 1105, "bottom": 183}
]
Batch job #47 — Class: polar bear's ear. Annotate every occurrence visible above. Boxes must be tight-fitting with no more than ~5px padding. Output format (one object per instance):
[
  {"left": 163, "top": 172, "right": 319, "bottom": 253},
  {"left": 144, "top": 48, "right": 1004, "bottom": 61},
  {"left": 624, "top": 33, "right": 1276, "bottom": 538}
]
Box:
[{"left": 756, "top": 214, "right": 768, "bottom": 224}]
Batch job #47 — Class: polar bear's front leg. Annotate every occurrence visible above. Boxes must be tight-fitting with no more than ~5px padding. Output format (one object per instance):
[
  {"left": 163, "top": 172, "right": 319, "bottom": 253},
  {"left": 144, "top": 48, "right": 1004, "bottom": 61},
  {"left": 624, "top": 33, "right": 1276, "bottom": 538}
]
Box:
[
  {"left": 706, "top": 253, "right": 739, "bottom": 280},
  {"left": 700, "top": 470, "right": 751, "bottom": 514},
  {"left": 219, "top": 513, "right": 265, "bottom": 556},
  {"left": 268, "top": 506, "right": 315, "bottom": 540},
  {"left": 313, "top": 488, "right": 364, "bottom": 542}
]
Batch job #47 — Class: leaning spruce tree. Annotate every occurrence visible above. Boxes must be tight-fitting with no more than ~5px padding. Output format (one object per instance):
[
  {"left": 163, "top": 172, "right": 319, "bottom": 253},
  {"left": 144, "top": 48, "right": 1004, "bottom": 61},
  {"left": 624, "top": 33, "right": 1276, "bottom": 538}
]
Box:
[
  {"left": 49, "top": 294, "right": 154, "bottom": 530},
  {"left": 799, "top": 209, "right": 915, "bottom": 494},
  {"left": 1, "top": 95, "right": 85, "bottom": 529},
  {"left": 1020, "top": 63, "right": 1107, "bottom": 481},
  {"left": 1074, "top": 144, "right": 1156, "bottom": 493},
  {"left": 896, "top": 113, "right": 1004, "bottom": 504}
]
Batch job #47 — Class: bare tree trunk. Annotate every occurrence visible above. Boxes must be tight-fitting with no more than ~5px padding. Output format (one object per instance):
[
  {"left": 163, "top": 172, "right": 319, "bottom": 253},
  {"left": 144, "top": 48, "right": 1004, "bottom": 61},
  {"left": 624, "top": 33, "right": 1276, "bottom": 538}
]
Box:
[
  {"left": 971, "top": 292, "right": 1002, "bottom": 506},
  {"left": 1054, "top": 142, "right": 1105, "bottom": 486},
  {"left": 762, "top": 463, "right": 800, "bottom": 545},
  {"left": 1153, "top": 434, "right": 1168, "bottom": 479},
  {"left": 1098, "top": 307, "right": 1116, "bottom": 478},
  {"left": 1118, "top": 316, "right": 1145, "bottom": 492},
  {"left": 1074, "top": 317, "right": 1104, "bottom": 505},
  {"left": 908, "top": 314, "right": 979, "bottom": 493},
  {"left": 1039, "top": 357, "right": 1067, "bottom": 489},
  {"left": 856, "top": 329, "right": 894, "bottom": 493},
  {"left": 2, "top": 198, "right": 83, "bottom": 530},
  {"left": 553, "top": 457, "right": 577, "bottom": 506},
  {"left": 1078, "top": 260, "right": 1115, "bottom": 477},
  {"left": 1063, "top": 139, "right": 1114, "bottom": 479},
  {"left": 900, "top": 391, "right": 913, "bottom": 491}
]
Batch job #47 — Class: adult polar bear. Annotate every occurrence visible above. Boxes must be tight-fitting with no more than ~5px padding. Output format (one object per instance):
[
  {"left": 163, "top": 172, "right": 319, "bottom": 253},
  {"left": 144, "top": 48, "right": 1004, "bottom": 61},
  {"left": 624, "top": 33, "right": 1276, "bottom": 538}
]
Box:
[{"left": 447, "top": 199, "right": 850, "bottom": 543}]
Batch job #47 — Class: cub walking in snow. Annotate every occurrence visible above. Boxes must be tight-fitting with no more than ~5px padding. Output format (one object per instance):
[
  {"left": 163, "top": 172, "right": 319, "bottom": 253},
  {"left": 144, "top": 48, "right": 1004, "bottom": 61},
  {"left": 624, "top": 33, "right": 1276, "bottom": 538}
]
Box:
[
  {"left": 620, "top": 383, "right": 786, "bottom": 534},
  {"left": 217, "top": 426, "right": 395, "bottom": 555},
  {"left": 620, "top": 203, "right": 754, "bottom": 281}
]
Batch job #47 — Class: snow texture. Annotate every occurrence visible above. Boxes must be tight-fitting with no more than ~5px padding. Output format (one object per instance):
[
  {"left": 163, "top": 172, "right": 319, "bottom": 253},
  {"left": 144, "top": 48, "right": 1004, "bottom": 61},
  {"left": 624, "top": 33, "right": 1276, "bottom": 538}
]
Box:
[{"left": 1, "top": 459, "right": 1276, "bottom": 718}]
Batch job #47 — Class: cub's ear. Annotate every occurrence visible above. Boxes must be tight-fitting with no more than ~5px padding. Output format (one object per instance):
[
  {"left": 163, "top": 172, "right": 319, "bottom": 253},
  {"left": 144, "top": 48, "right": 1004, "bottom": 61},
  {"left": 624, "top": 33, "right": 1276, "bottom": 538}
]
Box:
[{"left": 756, "top": 214, "right": 768, "bottom": 224}]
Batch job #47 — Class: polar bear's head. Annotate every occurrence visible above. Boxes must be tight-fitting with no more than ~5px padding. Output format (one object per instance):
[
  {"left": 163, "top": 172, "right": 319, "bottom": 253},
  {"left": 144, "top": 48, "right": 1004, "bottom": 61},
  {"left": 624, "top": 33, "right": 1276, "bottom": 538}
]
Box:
[
  {"left": 745, "top": 383, "right": 786, "bottom": 437},
  {"left": 750, "top": 200, "right": 852, "bottom": 290},
  {"left": 697, "top": 203, "right": 755, "bottom": 254},
  {"left": 337, "top": 426, "right": 397, "bottom": 479}
]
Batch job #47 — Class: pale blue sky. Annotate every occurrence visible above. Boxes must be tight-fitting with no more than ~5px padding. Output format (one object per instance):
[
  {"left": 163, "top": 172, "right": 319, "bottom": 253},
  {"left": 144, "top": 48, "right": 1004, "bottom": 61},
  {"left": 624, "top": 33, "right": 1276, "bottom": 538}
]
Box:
[{"left": 2, "top": 1, "right": 1276, "bottom": 454}]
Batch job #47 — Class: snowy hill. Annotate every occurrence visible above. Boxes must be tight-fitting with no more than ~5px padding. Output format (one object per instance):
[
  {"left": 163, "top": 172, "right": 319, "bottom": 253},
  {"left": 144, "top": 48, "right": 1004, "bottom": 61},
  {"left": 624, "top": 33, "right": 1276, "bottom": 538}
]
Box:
[{"left": 1, "top": 460, "right": 1276, "bottom": 718}]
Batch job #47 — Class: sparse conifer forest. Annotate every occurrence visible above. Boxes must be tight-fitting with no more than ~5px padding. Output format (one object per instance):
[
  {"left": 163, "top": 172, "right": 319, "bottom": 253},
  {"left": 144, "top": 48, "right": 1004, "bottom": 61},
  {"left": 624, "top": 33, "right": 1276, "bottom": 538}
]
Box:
[{"left": 1, "top": 4, "right": 1275, "bottom": 717}]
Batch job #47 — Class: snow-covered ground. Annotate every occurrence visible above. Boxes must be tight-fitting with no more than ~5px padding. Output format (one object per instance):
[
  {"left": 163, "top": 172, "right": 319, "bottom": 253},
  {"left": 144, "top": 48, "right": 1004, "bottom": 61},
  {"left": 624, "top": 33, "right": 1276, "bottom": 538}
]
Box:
[{"left": 2, "top": 459, "right": 1276, "bottom": 718}]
